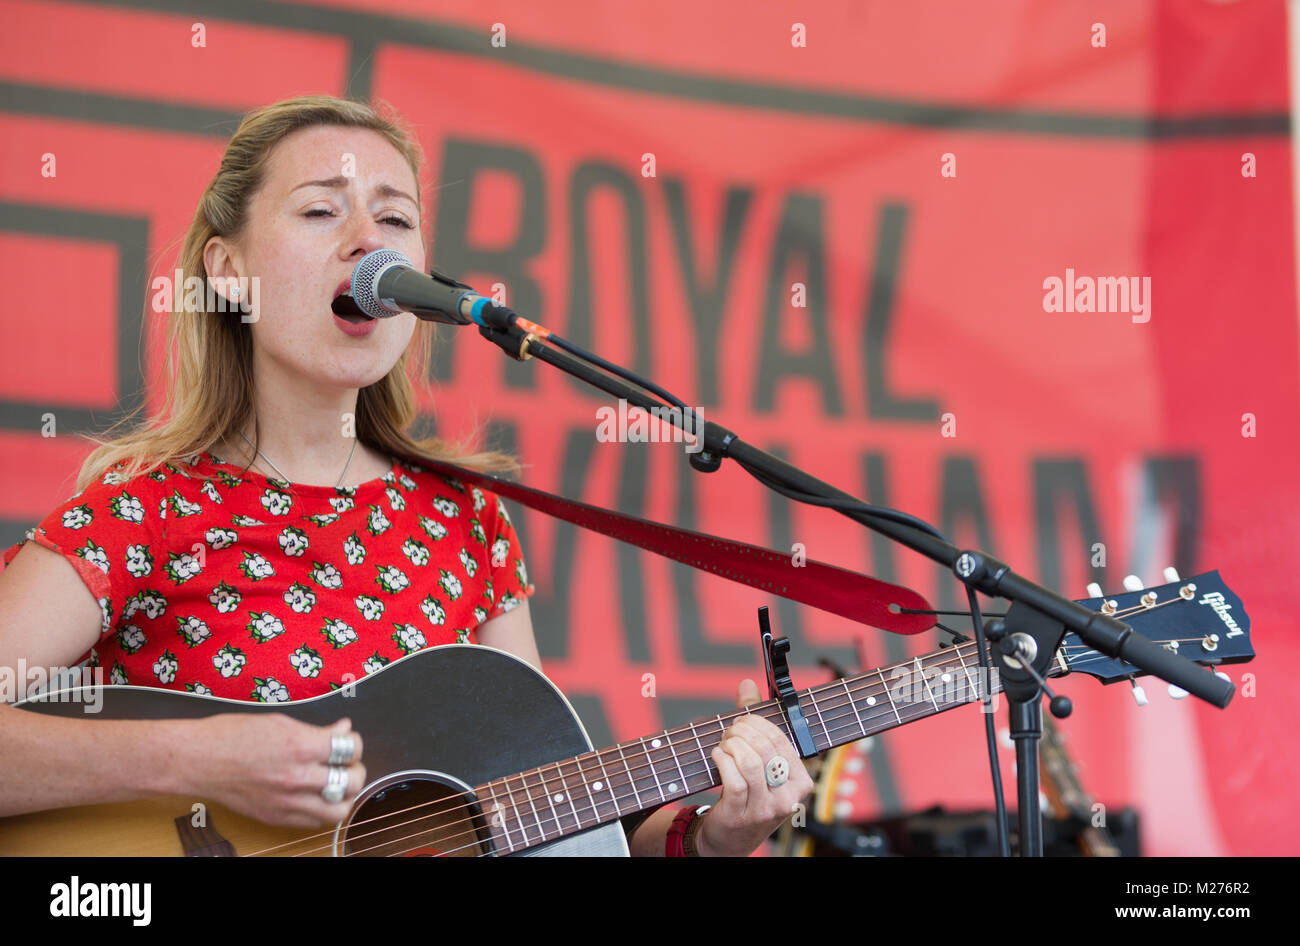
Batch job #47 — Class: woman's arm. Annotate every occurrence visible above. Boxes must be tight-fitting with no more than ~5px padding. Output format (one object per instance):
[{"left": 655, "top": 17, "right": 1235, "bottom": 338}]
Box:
[{"left": 0, "top": 543, "right": 364, "bottom": 826}]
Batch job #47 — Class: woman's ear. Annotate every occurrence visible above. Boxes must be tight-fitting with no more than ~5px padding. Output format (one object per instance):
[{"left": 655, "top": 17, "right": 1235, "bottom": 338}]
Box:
[{"left": 202, "top": 235, "right": 244, "bottom": 308}]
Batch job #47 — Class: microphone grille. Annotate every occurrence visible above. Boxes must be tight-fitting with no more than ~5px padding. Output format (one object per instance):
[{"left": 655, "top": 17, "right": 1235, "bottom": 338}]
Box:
[{"left": 352, "top": 248, "right": 413, "bottom": 318}]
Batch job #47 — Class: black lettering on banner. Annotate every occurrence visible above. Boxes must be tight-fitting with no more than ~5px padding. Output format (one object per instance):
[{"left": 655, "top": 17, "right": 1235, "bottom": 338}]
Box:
[
  {"left": 1137, "top": 456, "right": 1202, "bottom": 581},
  {"left": 1033, "top": 457, "right": 1104, "bottom": 595},
  {"left": 430, "top": 138, "right": 547, "bottom": 389},
  {"left": 864, "top": 203, "right": 939, "bottom": 422},
  {"left": 937, "top": 455, "right": 997, "bottom": 613},
  {"left": 565, "top": 161, "right": 652, "bottom": 398},
  {"left": 663, "top": 179, "right": 754, "bottom": 407},
  {"left": 755, "top": 194, "right": 843, "bottom": 416}
]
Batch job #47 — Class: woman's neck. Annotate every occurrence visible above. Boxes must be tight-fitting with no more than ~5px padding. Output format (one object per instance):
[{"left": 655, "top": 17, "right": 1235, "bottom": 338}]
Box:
[{"left": 214, "top": 377, "right": 394, "bottom": 488}]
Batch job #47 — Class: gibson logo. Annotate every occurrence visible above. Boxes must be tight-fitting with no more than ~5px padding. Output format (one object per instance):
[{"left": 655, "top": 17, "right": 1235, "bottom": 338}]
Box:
[{"left": 1198, "top": 592, "right": 1243, "bottom": 638}]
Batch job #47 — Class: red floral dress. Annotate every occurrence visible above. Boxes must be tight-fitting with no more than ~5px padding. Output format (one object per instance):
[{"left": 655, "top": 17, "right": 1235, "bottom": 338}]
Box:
[{"left": 3, "top": 452, "right": 535, "bottom": 701}]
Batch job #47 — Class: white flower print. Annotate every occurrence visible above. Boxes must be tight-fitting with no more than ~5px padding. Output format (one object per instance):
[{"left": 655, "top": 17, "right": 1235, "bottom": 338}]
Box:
[
  {"left": 252, "top": 676, "right": 289, "bottom": 703},
  {"left": 289, "top": 645, "right": 324, "bottom": 679},
  {"left": 132, "top": 590, "right": 167, "bottom": 620},
  {"left": 354, "top": 594, "right": 385, "bottom": 621},
  {"left": 213, "top": 644, "right": 246, "bottom": 678},
  {"left": 420, "top": 594, "right": 446, "bottom": 626},
  {"left": 344, "top": 531, "right": 366, "bottom": 565},
  {"left": 79, "top": 540, "right": 109, "bottom": 574},
  {"left": 208, "top": 581, "right": 241, "bottom": 614},
  {"left": 239, "top": 551, "right": 274, "bottom": 581},
  {"left": 205, "top": 527, "right": 238, "bottom": 550},
  {"left": 385, "top": 486, "right": 406, "bottom": 511},
  {"left": 431, "top": 496, "right": 460, "bottom": 519},
  {"left": 310, "top": 562, "right": 343, "bottom": 590},
  {"left": 152, "top": 650, "right": 178, "bottom": 684},
  {"left": 186, "top": 682, "right": 213, "bottom": 695},
  {"left": 515, "top": 557, "right": 529, "bottom": 587},
  {"left": 176, "top": 615, "right": 212, "bottom": 649},
  {"left": 367, "top": 504, "right": 391, "bottom": 536},
  {"left": 200, "top": 480, "right": 223, "bottom": 504},
  {"left": 419, "top": 516, "right": 448, "bottom": 541},
  {"left": 260, "top": 488, "right": 293, "bottom": 516},
  {"left": 169, "top": 491, "right": 201, "bottom": 517},
  {"left": 61, "top": 504, "right": 94, "bottom": 530},
  {"left": 284, "top": 582, "right": 317, "bottom": 614},
  {"left": 497, "top": 498, "right": 511, "bottom": 524},
  {"left": 307, "top": 512, "right": 340, "bottom": 527},
  {"left": 491, "top": 536, "right": 510, "bottom": 568},
  {"left": 392, "top": 622, "right": 427, "bottom": 655},
  {"left": 278, "top": 526, "right": 309, "bottom": 557},
  {"left": 328, "top": 496, "right": 355, "bottom": 514},
  {"left": 473, "top": 606, "right": 489, "bottom": 625},
  {"left": 472, "top": 487, "right": 486, "bottom": 513},
  {"left": 164, "top": 550, "right": 202, "bottom": 585},
  {"left": 438, "top": 569, "right": 463, "bottom": 600},
  {"left": 458, "top": 547, "right": 478, "bottom": 578},
  {"left": 374, "top": 564, "right": 410, "bottom": 595},
  {"left": 402, "top": 538, "right": 430, "bottom": 567},
  {"left": 125, "top": 543, "right": 153, "bottom": 578},
  {"left": 399, "top": 474, "right": 417, "bottom": 491},
  {"left": 231, "top": 514, "right": 263, "bottom": 527},
  {"left": 102, "top": 470, "right": 126, "bottom": 486},
  {"left": 468, "top": 519, "right": 486, "bottom": 546},
  {"left": 247, "top": 611, "right": 286, "bottom": 643},
  {"left": 363, "top": 652, "right": 390, "bottom": 675},
  {"left": 117, "top": 624, "right": 146, "bottom": 655},
  {"left": 110, "top": 661, "right": 128, "bottom": 685},
  {"left": 109, "top": 492, "right": 145, "bottom": 524},
  {"left": 321, "top": 618, "right": 359, "bottom": 649}
]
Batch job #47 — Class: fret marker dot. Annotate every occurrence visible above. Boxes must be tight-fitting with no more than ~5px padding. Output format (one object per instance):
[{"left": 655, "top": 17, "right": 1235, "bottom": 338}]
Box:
[
  {"left": 593, "top": 780, "right": 603, "bottom": 791},
  {"left": 553, "top": 793, "right": 565, "bottom": 803},
  {"left": 940, "top": 673, "right": 952, "bottom": 684},
  {"left": 668, "top": 782, "right": 678, "bottom": 793},
  {"left": 866, "top": 696, "right": 877, "bottom": 706},
  {"left": 651, "top": 739, "right": 662, "bottom": 748}
]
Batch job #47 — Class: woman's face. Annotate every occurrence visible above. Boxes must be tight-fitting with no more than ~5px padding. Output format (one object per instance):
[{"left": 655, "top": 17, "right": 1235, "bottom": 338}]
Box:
[{"left": 211, "top": 125, "right": 425, "bottom": 393}]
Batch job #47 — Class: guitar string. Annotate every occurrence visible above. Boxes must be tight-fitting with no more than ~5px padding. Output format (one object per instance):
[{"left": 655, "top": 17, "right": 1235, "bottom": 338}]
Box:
[
  {"left": 249, "top": 594, "right": 1195, "bottom": 853},
  {"left": 259, "top": 624, "right": 1217, "bottom": 857},
  {"left": 248, "top": 626, "right": 1219, "bottom": 857}
]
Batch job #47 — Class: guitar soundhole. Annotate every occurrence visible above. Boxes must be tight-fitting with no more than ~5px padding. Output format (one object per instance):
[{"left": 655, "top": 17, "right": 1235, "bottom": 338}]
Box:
[{"left": 340, "top": 773, "right": 490, "bottom": 857}]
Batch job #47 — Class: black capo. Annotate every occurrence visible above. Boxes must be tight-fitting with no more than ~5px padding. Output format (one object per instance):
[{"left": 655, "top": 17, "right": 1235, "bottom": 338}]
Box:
[{"left": 757, "top": 606, "right": 818, "bottom": 759}]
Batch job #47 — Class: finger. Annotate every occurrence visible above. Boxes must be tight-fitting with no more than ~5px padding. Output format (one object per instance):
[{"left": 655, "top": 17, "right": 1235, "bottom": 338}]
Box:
[
  {"left": 735, "top": 678, "right": 762, "bottom": 710},
  {"left": 721, "top": 735, "right": 768, "bottom": 804},
  {"left": 323, "top": 719, "right": 363, "bottom": 764},
  {"left": 711, "top": 745, "right": 748, "bottom": 811}
]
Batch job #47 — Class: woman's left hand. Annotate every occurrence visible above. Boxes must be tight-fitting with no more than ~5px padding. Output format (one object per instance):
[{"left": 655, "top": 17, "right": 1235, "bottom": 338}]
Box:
[{"left": 697, "top": 678, "right": 815, "bottom": 857}]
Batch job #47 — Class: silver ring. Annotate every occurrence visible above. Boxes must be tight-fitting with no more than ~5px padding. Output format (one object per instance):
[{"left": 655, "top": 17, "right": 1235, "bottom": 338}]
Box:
[
  {"left": 322, "top": 765, "right": 348, "bottom": 804},
  {"left": 328, "top": 733, "right": 357, "bottom": 766},
  {"left": 764, "top": 755, "right": 790, "bottom": 789}
]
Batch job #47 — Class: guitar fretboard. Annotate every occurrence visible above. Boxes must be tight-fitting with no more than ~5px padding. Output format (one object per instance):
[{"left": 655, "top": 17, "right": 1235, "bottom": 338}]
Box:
[{"left": 476, "top": 639, "right": 1047, "bottom": 853}]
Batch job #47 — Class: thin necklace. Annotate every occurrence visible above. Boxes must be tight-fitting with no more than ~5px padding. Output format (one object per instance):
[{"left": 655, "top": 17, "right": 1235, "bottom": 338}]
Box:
[{"left": 238, "top": 431, "right": 359, "bottom": 489}]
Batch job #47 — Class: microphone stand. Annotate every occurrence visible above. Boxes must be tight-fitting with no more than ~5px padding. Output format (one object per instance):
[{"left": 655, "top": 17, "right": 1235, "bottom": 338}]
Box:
[{"left": 470, "top": 313, "right": 1236, "bottom": 856}]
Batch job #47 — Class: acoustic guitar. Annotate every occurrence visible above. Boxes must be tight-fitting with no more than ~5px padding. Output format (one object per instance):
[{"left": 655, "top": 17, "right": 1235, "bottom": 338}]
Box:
[{"left": 0, "top": 571, "right": 1252, "bottom": 856}]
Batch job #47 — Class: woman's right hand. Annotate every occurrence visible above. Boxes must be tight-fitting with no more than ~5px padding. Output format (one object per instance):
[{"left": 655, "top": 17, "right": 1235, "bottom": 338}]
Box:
[{"left": 181, "top": 714, "right": 366, "bottom": 828}]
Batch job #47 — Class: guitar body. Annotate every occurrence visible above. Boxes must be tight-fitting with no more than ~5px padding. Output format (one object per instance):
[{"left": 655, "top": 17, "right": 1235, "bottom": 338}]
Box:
[{"left": 0, "top": 645, "right": 629, "bottom": 857}]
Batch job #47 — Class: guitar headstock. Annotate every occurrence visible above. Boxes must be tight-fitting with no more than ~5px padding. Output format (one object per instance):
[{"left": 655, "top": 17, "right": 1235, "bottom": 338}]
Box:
[{"left": 1060, "top": 569, "right": 1254, "bottom": 686}]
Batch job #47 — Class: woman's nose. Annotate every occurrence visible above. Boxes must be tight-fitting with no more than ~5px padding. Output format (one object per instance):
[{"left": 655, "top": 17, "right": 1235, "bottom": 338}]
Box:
[{"left": 342, "top": 213, "right": 386, "bottom": 258}]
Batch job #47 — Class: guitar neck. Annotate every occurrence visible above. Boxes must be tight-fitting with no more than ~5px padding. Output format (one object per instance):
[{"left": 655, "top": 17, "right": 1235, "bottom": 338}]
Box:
[{"left": 478, "top": 639, "right": 1049, "bottom": 854}]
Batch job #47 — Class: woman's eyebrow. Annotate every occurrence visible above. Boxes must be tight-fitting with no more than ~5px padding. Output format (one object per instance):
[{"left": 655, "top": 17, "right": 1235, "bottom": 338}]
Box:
[{"left": 290, "top": 176, "right": 417, "bottom": 206}]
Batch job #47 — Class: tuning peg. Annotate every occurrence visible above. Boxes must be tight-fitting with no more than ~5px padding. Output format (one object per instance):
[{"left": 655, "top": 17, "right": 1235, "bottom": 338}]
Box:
[
  {"left": 1163, "top": 566, "right": 1181, "bottom": 583},
  {"left": 1129, "top": 677, "right": 1148, "bottom": 706},
  {"left": 1122, "top": 575, "right": 1145, "bottom": 592},
  {"left": 1086, "top": 582, "right": 1104, "bottom": 598},
  {"left": 1168, "top": 685, "right": 1189, "bottom": 699}
]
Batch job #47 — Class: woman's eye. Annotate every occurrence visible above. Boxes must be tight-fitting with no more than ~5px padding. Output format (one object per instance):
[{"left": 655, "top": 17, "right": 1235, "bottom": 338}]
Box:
[
  {"left": 304, "top": 208, "right": 336, "bottom": 218},
  {"left": 382, "top": 215, "right": 415, "bottom": 229}
]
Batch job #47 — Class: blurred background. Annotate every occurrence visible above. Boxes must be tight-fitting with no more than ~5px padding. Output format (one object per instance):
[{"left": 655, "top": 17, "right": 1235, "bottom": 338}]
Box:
[{"left": 1, "top": 0, "right": 1297, "bottom": 855}]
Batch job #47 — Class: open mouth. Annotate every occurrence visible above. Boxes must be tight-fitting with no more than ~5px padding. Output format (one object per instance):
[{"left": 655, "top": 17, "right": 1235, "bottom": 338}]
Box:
[{"left": 332, "top": 289, "right": 370, "bottom": 323}]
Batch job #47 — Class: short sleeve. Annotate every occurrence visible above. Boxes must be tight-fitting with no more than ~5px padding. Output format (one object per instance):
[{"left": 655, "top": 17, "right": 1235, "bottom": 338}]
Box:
[
  {"left": 482, "top": 490, "right": 536, "bottom": 620},
  {"left": 2, "top": 469, "right": 165, "bottom": 639}
]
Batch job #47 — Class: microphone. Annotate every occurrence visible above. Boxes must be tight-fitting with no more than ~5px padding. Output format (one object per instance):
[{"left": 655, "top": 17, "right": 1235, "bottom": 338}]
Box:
[{"left": 339, "top": 248, "right": 513, "bottom": 328}]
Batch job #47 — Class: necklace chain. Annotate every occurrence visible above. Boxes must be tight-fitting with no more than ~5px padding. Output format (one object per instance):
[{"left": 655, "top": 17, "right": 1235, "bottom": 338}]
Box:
[{"left": 238, "top": 431, "right": 358, "bottom": 489}]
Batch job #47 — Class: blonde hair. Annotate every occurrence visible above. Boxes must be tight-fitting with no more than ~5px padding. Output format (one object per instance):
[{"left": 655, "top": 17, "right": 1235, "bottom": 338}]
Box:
[{"left": 78, "top": 94, "right": 516, "bottom": 491}]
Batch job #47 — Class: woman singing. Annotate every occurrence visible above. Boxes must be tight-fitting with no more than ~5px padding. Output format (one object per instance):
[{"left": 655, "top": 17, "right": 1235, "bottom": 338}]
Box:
[{"left": 0, "top": 95, "right": 812, "bottom": 856}]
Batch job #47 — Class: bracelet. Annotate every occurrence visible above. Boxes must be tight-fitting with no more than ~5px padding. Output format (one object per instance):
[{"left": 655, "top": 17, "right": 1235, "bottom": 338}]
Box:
[{"left": 666, "top": 804, "right": 711, "bottom": 857}]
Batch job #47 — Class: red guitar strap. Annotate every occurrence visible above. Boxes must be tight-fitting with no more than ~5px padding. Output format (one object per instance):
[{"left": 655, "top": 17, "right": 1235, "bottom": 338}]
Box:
[{"left": 405, "top": 452, "right": 933, "bottom": 636}]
